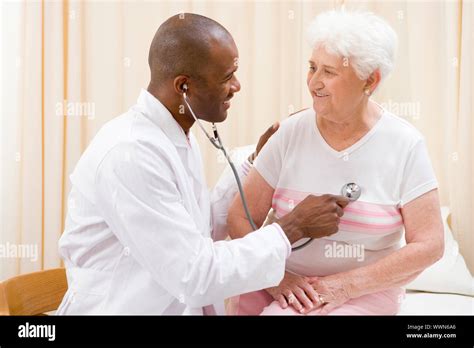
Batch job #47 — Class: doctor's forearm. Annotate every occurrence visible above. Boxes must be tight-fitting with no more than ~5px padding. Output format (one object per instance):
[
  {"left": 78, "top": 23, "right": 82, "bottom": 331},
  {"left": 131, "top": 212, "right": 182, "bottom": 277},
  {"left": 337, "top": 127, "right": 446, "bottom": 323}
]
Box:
[
  {"left": 177, "top": 227, "right": 289, "bottom": 308},
  {"left": 343, "top": 240, "right": 442, "bottom": 299}
]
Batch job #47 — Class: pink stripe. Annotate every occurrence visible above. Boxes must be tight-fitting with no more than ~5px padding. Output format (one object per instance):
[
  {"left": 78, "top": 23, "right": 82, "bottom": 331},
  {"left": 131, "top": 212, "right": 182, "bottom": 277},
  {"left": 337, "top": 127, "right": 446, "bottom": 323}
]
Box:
[
  {"left": 271, "top": 207, "right": 402, "bottom": 235},
  {"left": 273, "top": 194, "right": 302, "bottom": 204},
  {"left": 273, "top": 191, "right": 400, "bottom": 217},
  {"left": 339, "top": 219, "right": 403, "bottom": 229},
  {"left": 337, "top": 223, "right": 403, "bottom": 235},
  {"left": 274, "top": 188, "right": 400, "bottom": 207},
  {"left": 273, "top": 204, "right": 402, "bottom": 226},
  {"left": 344, "top": 207, "right": 400, "bottom": 217},
  {"left": 272, "top": 187, "right": 404, "bottom": 235},
  {"left": 350, "top": 200, "right": 400, "bottom": 214},
  {"left": 273, "top": 198, "right": 401, "bottom": 220}
]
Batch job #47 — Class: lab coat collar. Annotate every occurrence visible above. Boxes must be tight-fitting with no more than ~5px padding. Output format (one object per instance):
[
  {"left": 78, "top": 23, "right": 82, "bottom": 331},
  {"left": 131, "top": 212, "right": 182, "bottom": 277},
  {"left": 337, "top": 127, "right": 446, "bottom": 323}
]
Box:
[{"left": 137, "top": 89, "right": 189, "bottom": 148}]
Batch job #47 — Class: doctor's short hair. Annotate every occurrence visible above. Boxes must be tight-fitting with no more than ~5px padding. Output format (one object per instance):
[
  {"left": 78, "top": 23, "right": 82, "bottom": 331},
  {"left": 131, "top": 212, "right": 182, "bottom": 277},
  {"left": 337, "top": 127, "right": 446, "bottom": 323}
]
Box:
[
  {"left": 148, "top": 13, "right": 232, "bottom": 84},
  {"left": 307, "top": 10, "right": 398, "bottom": 81}
]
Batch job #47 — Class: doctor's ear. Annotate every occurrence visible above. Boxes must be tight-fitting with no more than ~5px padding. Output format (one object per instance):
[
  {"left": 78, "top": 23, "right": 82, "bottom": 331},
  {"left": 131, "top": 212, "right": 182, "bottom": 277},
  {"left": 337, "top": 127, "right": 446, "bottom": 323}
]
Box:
[{"left": 173, "top": 76, "right": 189, "bottom": 95}]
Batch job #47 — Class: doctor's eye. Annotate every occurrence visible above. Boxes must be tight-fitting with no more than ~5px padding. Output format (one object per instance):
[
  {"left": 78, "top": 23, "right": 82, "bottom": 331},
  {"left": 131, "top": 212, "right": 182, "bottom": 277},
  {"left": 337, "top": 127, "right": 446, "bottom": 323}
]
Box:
[
  {"left": 224, "top": 72, "right": 235, "bottom": 82},
  {"left": 308, "top": 66, "right": 316, "bottom": 73}
]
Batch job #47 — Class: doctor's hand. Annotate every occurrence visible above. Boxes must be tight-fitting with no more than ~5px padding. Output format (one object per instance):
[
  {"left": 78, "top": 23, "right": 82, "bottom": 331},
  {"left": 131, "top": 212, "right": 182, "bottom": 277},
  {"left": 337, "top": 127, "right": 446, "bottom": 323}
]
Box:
[
  {"left": 265, "top": 271, "right": 321, "bottom": 314},
  {"left": 277, "top": 194, "right": 350, "bottom": 244}
]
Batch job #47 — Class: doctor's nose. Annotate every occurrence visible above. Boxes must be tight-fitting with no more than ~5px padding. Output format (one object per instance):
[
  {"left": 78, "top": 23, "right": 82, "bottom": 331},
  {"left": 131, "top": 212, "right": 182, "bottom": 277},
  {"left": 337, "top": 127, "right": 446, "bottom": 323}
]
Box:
[{"left": 231, "top": 76, "right": 241, "bottom": 93}]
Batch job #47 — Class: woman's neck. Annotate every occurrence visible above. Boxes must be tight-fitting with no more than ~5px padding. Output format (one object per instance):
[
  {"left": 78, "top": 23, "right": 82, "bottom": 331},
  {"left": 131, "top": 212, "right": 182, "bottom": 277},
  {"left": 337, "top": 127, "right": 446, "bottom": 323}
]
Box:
[{"left": 316, "top": 100, "right": 382, "bottom": 152}]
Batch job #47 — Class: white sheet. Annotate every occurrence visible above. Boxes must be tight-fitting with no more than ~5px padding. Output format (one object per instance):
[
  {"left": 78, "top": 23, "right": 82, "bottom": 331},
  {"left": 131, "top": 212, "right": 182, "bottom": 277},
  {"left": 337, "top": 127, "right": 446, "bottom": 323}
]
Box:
[{"left": 399, "top": 290, "right": 474, "bottom": 315}]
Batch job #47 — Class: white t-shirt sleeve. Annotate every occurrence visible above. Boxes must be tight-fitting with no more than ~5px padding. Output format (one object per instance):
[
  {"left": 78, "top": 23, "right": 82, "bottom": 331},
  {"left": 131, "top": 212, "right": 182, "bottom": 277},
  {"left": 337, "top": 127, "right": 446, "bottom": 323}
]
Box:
[
  {"left": 399, "top": 138, "right": 438, "bottom": 207},
  {"left": 254, "top": 127, "right": 284, "bottom": 189}
]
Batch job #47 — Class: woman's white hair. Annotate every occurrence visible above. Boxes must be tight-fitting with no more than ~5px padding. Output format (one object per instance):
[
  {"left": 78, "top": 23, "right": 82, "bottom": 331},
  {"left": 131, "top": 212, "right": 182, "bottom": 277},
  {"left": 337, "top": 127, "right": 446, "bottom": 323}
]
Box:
[{"left": 307, "top": 10, "right": 398, "bottom": 81}]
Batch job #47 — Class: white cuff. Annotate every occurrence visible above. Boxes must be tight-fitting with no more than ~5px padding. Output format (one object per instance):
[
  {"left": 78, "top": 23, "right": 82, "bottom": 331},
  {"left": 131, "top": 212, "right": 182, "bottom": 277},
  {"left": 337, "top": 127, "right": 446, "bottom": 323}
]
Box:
[{"left": 270, "top": 222, "right": 292, "bottom": 258}]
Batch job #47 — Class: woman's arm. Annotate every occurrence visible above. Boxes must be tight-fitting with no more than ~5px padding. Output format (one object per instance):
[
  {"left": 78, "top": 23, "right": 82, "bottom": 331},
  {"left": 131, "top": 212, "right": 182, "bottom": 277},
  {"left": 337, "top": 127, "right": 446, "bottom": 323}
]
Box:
[
  {"left": 348, "top": 189, "right": 444, "bottom": 295},
  {"left": 227, "top": 168, "right": 275, "bottom": 239},
  {"left": 227, "top": 168, "right": 323, "bottom": 313},
  {"left": 310, "top": 189, "right": 444, "bottom": 313}
]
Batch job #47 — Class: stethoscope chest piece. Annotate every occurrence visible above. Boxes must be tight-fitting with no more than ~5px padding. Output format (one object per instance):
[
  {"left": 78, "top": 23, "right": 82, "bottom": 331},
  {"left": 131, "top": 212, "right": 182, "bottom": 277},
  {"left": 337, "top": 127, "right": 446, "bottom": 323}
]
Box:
[
  {"left": 291, "top": 183, "right": 362, "bottom": 252},
  {"left": 341, "top": 183, "right": 362, "bottom": 201}
]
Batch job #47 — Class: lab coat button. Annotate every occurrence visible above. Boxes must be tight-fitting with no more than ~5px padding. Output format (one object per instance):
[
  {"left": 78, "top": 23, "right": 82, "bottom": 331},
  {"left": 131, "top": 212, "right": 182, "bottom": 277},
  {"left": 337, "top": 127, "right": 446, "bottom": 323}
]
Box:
[
  {"left": 123, "top": 247, "right": 130, "bottom": 256},
  {"left": 178, "top": 294, "right": 185, "bottom": 303}
]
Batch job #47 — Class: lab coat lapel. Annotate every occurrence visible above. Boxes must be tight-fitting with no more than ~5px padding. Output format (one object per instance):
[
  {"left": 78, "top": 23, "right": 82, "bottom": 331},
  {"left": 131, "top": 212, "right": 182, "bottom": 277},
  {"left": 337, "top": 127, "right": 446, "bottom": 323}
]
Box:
[
  {"left": 175, "top": 145, "right": 208, "bottom": 234},
  {"left": 136, "top": 89, "right": 208, "bottom": 235},
  {"left": 187, "top": 134, "right": 212, "bottom": 236}
]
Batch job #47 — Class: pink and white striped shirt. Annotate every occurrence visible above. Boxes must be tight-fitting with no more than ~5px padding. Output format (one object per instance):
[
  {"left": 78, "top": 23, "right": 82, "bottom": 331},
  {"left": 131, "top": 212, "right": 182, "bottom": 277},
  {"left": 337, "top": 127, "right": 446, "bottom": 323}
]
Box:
[{"left": 255, "top": 107, "right": 438, "bottom": 277}]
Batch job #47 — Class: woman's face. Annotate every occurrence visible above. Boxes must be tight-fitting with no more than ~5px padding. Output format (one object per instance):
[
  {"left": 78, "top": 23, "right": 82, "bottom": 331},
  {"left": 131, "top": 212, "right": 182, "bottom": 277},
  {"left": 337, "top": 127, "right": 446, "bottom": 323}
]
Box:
[{"left": 307, "top": 46, "right": 367, "bottom": 123}]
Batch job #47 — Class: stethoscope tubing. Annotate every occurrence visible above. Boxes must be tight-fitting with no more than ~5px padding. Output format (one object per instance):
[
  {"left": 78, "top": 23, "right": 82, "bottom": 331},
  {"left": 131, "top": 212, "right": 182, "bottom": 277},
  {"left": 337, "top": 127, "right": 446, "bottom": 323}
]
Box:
[{"left": 183, "top": 92, "right": 361, "bottom": 252}]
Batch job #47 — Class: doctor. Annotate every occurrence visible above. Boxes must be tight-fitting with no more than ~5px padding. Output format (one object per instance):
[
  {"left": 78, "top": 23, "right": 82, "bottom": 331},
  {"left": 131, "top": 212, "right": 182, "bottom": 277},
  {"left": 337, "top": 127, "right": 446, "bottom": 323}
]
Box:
[{"left": 57, "top": 13, "right": 349, "bottom": 315}]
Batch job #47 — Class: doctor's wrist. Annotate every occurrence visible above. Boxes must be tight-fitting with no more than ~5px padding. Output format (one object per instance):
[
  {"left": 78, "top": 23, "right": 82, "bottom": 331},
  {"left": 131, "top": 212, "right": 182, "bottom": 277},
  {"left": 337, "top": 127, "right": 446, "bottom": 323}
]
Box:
[{"left": 276, "top": 215, "right": 304, "bottom": 245}]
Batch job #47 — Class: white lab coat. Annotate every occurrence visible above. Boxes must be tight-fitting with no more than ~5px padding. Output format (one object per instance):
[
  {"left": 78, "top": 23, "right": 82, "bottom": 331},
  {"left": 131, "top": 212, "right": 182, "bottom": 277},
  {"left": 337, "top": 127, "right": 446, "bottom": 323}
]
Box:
[{"left": 56, "top": 89, "right": 290, "bottom": 315}]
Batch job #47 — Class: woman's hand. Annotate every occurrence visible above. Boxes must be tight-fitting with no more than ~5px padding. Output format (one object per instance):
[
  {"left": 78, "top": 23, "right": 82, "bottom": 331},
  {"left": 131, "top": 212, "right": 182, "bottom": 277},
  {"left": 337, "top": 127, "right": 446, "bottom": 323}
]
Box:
[
  {"left": 266, "top": 271, "right": 322, "bottom": 314},
  {"left": 307, "top": 274, "right": 353, "bottom": 315}
]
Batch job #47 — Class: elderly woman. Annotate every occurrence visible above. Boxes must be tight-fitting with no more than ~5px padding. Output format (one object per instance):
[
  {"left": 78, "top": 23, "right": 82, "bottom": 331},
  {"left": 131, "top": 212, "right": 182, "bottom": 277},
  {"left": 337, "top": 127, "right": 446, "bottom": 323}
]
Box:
[{"left": 227, "top": 10, "right": 444, "bottom": 315}]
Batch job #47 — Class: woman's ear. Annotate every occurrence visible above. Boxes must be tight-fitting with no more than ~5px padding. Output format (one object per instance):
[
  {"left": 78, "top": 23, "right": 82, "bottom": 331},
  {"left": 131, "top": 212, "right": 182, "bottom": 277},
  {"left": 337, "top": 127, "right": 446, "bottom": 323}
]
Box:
[{"left": 364, "top": 69, "right": 381, "bottom": 95}]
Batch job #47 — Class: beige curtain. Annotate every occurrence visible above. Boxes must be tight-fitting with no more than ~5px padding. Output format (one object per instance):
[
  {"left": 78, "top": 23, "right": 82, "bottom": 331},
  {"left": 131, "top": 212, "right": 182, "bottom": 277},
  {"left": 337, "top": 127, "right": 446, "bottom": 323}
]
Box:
[{"left": 1, "top": 0, "right": 473, "bottom": 280}]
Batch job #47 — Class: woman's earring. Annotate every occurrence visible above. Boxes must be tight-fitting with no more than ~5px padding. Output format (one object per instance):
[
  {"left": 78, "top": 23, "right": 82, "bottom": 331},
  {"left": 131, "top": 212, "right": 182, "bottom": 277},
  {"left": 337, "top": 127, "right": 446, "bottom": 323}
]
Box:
[{"left": 364, "top": 88, "right": 371, "bottom": 96}]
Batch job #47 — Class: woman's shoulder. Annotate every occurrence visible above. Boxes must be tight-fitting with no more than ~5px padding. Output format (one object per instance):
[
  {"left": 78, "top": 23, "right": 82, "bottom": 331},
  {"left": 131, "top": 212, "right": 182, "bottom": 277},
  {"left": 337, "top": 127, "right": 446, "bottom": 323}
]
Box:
[
  {"left": 379, "top": 110, "right": 425, "bottom": 146},
  {"left": 279, "top": 108, "right": 315, "bottom": 131}
]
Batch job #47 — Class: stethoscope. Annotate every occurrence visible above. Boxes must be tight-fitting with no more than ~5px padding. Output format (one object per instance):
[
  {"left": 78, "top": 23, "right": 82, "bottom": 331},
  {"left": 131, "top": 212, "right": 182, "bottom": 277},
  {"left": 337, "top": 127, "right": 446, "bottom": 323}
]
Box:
[
  {"left": 182, "top": 84, "right": 259, "bottom": 233},
  {"left": 182, "top": 84, "right": 362, "bottom": 251},
  {"left": 291, "top": 183, "right": 362, "bottom": 251}
]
